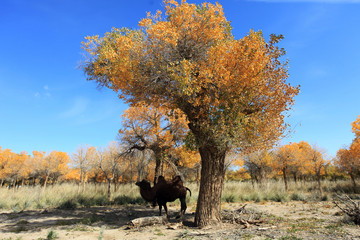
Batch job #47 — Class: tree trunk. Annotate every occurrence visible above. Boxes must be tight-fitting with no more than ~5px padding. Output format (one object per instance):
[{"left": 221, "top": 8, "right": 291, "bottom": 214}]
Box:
[
  {"left": 293, "top": 173, "right": 297, "bottom": 184},
  {"left": 195, "top": 145, "right": 226, "bottom": 227},
  {"left": 317, "top": 173, "right": 323, "bottom": 195},
  {"left": 283, "top": 169, "right": 288, "bottom": 191},
  {"left": 82, "top": 173, "right": 86, "bottom": 193},
  {"left": 114, "top": 176, "right": 118, "bottom": 192},
  {"left": 12, "top": 180, "right": 16, "bottom": 192},
  {"left": 42, "top": 175, "right": 49, "bottom": 193},
  {"left": 78, "top": 171, "right": 84, "bottom": 194},
  {"left": 154, "top": 151, "right": 162, "bottom": 185},
  {"left": 107, "top": 179, "right": 112, "bottom": 201},
  {"left": 196, "top": 165, "right": 201, "bottom": 186},
  {"left": 350, "top": 174, "right": 357, "bottom": 190}
]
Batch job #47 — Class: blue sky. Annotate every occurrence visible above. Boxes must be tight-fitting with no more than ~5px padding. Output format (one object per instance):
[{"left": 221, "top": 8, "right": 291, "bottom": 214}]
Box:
[{"left": 1, "top": 0, "right": 359, "bottom": 158}]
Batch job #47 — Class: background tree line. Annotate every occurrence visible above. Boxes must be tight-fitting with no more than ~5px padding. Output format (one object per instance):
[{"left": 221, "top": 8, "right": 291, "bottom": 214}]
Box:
[{"left": 1, "top": 114, "right": 359, "bottom": 195}]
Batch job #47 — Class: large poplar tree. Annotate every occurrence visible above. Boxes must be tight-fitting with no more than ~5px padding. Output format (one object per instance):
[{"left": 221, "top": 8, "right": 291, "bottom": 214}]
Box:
[{"left": 82, "top": 0, "right": 299, "bottom": 227}]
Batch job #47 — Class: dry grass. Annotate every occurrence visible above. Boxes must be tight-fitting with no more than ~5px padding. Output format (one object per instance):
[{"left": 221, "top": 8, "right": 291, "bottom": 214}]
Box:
[
  {"left": 221, "top": 180, "right": 359, "bottom": 203},
  {"left": 0, "top": 183, "right": 141, "bottom": 211},
  {"left": 0, "top": 180, "right": 357, "bottom": 211}
]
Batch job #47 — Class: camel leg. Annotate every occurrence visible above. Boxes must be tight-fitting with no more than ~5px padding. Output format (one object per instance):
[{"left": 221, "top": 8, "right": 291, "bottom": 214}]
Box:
[
  {"left": 158, "top": 203, "right": 162, "bottom": 216},
  {"left": 152, "top": 199, "right": 157, "bottom": 207},
  {"left": 176, "top": 197, "right": 187, "bottom": 219},
  {"left": 163, "top": 203, "right": 169, "bottom": 219}
]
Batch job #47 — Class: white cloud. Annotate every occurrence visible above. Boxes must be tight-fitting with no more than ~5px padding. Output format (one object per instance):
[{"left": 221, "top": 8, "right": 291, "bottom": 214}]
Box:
[
  {"left": 59, "top": 97, "right": 125, "bottom": 126},
  {"left": 60, "top": 97, "right": 89, "bottom": 119},
  {"left": 33, "top": 85, "right": 51, "bottom": 98}
]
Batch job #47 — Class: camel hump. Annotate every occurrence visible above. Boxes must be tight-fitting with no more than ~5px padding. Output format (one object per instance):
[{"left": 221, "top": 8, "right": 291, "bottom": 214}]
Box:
[
  {"left": 171, "top": 175, "right": 183, "bottom": 186},
  {"left": 157, "top": 176, "right": 167, "bottom": 184}
]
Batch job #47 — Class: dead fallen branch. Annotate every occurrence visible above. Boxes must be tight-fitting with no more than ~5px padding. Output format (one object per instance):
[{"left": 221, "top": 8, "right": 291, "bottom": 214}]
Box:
[
  {"left": 222, "top": 204, "right": 264, "bottom": 228},
  {"left": 333, "top": 194, "right": 360, "bottom": 225},
  {"left": 127, "top": 216, "right": 168, "bottom": 228}
]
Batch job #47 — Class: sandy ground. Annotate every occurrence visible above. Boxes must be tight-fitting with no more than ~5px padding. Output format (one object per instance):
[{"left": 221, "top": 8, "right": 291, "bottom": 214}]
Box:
[{"left": 0, "top": 201, "right": 359, "bottom": 240}]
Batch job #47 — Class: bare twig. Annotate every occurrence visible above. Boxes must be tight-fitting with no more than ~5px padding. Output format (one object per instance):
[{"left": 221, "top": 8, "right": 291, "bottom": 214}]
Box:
[{"left": 333, "top": 194, "right": 360, "bottom": 225}]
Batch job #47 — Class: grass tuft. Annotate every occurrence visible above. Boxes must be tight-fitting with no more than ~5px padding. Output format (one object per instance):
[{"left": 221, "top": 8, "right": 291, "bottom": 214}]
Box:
[
  {"left": 58, "top": 199, "right": 78, "bottom": 210},
  {"left": 222, "top": 194, "right": 236, "bottom": 203},
  {"left": 290, "top": 193, "right": 306, "bottom": 201},
  {"left": 46, "top": 230, "right": 58, "bottom": 240}
]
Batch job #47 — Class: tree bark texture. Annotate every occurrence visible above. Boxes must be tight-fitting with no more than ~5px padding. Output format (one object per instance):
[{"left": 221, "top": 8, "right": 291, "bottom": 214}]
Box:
[
  {"left": 107, "top": 179, "right": 112, "bottom": 201},
  {"left": 43, "top": 175, "right": 49, "bottom": 191},
  {"left": 195, "top": 146, "right": 226, "bottom": 227},
  {"left": 154, "top": 151, "right": 163, "bottom": 185}
]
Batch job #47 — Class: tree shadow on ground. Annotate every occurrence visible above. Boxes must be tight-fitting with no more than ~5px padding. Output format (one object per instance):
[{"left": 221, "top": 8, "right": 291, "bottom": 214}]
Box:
[{"left": 0, "top": 205, "right": 195, "bottom": 234}]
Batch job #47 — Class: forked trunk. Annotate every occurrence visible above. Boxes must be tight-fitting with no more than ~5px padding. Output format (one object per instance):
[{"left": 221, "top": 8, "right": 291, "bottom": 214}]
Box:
[
  {"left": 114, "top": 176, "right": 118, "bottom": 192},
  {"left": 154, "top": 151, "right": 163, "bottom": 185},
  {"left": 195, "top": 145, "right": 226, "bottom": 227}
]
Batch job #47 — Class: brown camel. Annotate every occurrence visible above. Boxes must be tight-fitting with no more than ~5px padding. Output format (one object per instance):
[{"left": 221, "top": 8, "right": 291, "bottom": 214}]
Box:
[{"left": 135, "top": 175, "right": 191, "bottom": 219}]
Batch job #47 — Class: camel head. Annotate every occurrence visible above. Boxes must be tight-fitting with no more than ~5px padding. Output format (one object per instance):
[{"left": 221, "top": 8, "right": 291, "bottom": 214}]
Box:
[{"left": 135, "top": 179, "right": 151, "bottom": 190}]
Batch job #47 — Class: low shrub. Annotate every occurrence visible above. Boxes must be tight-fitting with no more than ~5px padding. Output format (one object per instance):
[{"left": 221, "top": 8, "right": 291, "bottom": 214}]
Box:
[
  {"left": 47, "top": 230, "right": 58, "bottom": 240},
  {"left": 269, "top": 193, "right": 289, "bottom": 202},
  {"left": 222, "top": 194, "right": 236, "bottom": 203},
  {"left": 290, "top": 193, "right": 307, "bottom": 201},
  {"left": 58, "top": 199, "right": 78, "bottom": 210}
]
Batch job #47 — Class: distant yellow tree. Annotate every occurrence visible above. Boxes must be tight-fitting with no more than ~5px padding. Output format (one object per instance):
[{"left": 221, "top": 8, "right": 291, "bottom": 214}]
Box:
[
  {"left": 169, "top": 146, "right": 201, "bottom": 182},
  {"left": 226, "top": 168, "right": 251, "bottom": 181},
  {"left": 242, "top": 150, "right": 273, "bottom": 185},
  {"left": 72, "top": 145, "right": 94, "bottom": 192},
  {"left": 0, "top": 149, "right": 28, "bottom": 188},
  {"left": 336, "top": 116, "right": 360, "bottom": 188},
  {"left": 301, "top": 143, "right": 327, "bottom": 194},
  {"left": 39, "top": 151, "right": 70, "bottom": 190},
  {"left": 16, "top": 151, "right": 30, "bottom": 186},
  {"left": 337, "top": 142, "right": 360, "bottom": 188},
  {"left": 0, "top": 147, "right": 8, "bottom": 185},
  {"left": 351, "top": 115, "right": 360, "bottom": 140},
  {"left": 28, "top": 150, "right": 46, "bottom": 185},
  {"left": 64, "top": 168, "right": 81, "bottom": 182},
  {"left": 325, "top": 161, "right": 346, "bottom": 181},
  {"left": 119, "top": 103, "right": 188, "bottom": 184},
  {"left": 273, "top": 143, "right": 300, "bottom": 191}
]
